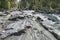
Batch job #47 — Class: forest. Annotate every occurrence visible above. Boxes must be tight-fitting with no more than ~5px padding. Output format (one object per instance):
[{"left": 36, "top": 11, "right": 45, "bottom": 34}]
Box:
[{"left": 0, "top": 0, "right": 60, "bottom": 10}]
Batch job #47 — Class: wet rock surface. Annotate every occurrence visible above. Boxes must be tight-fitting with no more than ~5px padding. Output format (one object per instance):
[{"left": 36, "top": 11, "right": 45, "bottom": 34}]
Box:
[{"left": 0, "top": 10, "right": 60, "bottom": 40}]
